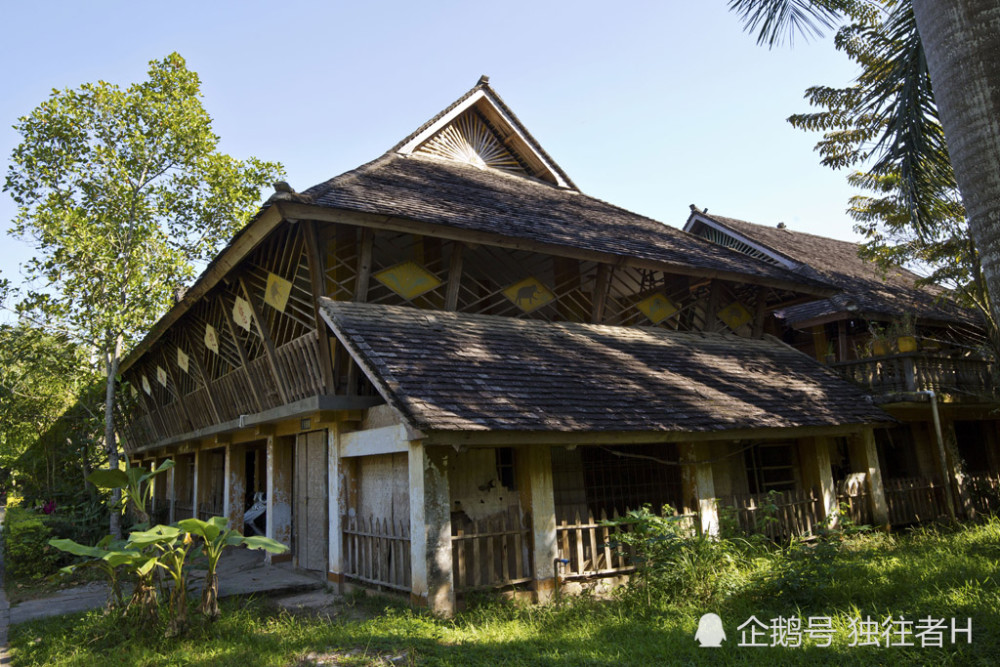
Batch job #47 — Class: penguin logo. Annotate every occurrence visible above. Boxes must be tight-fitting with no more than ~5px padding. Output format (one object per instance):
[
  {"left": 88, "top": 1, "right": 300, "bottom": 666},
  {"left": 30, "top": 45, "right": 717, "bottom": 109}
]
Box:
[{"left": 695, "top": 613, "right": 726, "bottom": 647}]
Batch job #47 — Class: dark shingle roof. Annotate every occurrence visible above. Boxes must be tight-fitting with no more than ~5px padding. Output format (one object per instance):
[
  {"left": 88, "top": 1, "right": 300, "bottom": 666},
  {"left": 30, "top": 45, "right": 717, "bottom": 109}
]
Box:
[
  {"left": 300, "top": 154, "right": 832, "bottom": 292},
  {"left": 700, "top": 214, "right": 975, "bottom": 326},
  {"left": 319, "top": 300, "right": 890, "bottom": 434}
]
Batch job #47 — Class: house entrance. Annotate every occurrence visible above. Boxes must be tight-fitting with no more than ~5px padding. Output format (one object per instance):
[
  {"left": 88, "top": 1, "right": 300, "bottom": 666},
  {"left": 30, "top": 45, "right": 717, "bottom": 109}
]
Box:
[{"left": 294, "top": 430, "right": 328, "bottom": 572}]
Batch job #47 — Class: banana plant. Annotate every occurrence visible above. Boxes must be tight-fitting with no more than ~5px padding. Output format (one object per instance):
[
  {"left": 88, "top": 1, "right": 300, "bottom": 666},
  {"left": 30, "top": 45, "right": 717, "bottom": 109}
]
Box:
[
  {"left": 128, "top": 524, "right": 193, "bottom": 636},
  {"left": 177, "top": 516, "right": 288, "bottom": 619},
  {"left": 48, "top": 535, "right": 150, "bottom": 612},
  {"left": 87, "top": 458, "right": 174, "bottom": 527}
]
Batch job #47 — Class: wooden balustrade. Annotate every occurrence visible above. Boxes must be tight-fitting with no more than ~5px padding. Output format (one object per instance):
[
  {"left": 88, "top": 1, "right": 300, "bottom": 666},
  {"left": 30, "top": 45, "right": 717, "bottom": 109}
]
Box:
[
  {"left": 883, "top": 477, "right": 948, "bottom": 524},
  {"left": 723, "top": 489, "right": 823, "bottom": 540},
  {"left": 276, "top": 332, "right": 325, "bottom": 402},
  {"left": 837, "top": 487, "right": 873, "bottom": 527},
  {"left": 451, "top": 506, "right": 532, "bottom": 591},
  {"left": 963, "top": 473, "right": 1000, "bottom": 516},
  {"left": 343, "top": 515, "right": 412, "bottom": 592},
  {"left": 832, "top": 354, "right": 994, "bottom": 397}
]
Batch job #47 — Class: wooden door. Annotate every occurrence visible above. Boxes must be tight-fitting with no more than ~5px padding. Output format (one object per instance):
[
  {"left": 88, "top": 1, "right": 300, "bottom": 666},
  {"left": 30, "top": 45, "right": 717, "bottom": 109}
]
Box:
[{"left": 294, "top": 430, "right": 328, "bottom": 571}]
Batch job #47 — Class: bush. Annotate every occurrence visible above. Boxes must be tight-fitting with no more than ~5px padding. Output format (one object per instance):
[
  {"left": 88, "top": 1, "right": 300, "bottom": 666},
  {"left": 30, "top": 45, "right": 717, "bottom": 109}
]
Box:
[{"left": 3, "top": 506, "right": 61, "bottom": 583}]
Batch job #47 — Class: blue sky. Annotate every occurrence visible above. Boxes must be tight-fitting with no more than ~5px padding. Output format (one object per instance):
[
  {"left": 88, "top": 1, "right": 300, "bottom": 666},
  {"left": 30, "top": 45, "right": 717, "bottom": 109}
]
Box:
[{"left": 0, "top": 1, "right": 863, "bottom": 315}]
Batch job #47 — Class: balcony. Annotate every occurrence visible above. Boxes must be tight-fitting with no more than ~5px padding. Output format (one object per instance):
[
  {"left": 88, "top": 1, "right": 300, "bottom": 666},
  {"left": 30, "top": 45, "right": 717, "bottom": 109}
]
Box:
[{"left": 831, "top": 353, "right": 996, "bottom": 400}]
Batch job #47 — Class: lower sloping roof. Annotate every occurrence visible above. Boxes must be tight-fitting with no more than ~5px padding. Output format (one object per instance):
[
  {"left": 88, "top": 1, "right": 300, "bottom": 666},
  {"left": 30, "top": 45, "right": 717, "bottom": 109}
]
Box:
[{"left": 318, "top": 300, "right": 890, "bottom": 435}]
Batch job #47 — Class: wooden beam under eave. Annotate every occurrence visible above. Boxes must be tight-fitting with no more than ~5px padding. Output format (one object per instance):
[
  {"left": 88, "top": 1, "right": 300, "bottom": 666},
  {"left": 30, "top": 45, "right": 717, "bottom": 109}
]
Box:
[
  {"left": 158, "top": 346, "right": 196, "bottom": 433},
  {"left": 238, "top": 276, "right": 292, "bottom": 405},
  {"left": 354, "top": 228, "right": 374, "bottom": 303},
  {"left": 179, "top": 329, "right": 222, "bottom": 423},
  {"left": 217, "top": 293, "right": 266, "bottom": 413},
  {"left": 751, "top": 287, "right": 768, "bottom": 338},
  {"left": 274, "top": 202, "right": 837, "bottom": 298},
  {"left": 706, "top": 280, "right": 723, "bottom": 332},
  {"left": 303, "top": 220, "right": 336, "bottom": 394},
  {"left": 591, "top": 263, "right": 611, "bottom": 324}
]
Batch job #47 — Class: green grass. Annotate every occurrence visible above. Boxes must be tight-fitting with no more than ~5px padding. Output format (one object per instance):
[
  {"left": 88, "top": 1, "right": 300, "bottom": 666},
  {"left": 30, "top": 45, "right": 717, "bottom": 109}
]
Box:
[{"left": 10, "top": 518, "right": 1000, "bottom": 666}]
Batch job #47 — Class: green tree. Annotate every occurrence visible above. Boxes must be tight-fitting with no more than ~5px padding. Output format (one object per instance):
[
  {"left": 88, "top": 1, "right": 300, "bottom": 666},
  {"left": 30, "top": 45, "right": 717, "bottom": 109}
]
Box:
[
  {"left": 729, "top": 0, "right": 1000, "bottom": 330},
  {"left": 4, "top": 53, "right": 283, "bottom": 537}
]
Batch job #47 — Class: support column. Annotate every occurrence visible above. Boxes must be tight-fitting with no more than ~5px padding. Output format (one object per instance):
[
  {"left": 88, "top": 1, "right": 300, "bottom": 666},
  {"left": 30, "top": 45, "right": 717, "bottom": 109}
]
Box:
[
  {"left": 681, "top": 442, "right": 718, "bottom": 537},
  {"left": 942, "top": 420, "right": 972, "bottom": 518},
  {"left": 226, "top": 443, "right": 247, "bottom": 532},
  {"left": 266, "top": 436, "right": 293, "bottom": 563},
  {"left": 191, "top": 449, "right": 201, "bottom": 519},
  {"left": 327, "top": 424, "right": 346, "bottom": 590},
  {"left": 409, "top": 441, "right": 454, "bottom": 617},
  {"left": 520, "top": 445, "right": 557, "bottom": 603},
  {"left": 167, "top": 462, "right": 176, "bottom": 525},
  {"left": 800, "top": 437, "right": 838, "bottom": 528},
  {"left": 849, "top": 429, "right": 889, "bottom": 528}
]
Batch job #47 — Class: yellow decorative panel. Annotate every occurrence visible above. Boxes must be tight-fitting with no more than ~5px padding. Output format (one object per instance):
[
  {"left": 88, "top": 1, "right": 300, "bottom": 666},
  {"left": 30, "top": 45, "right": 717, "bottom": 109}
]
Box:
[
  {"left": 156, "top": 366, "right": 168, "bottom": 387},
  {"left": 374, "top": 261, "right": 442, "bottom": 300},
  {"left": 636, "top": 292, "right": 678, "bottom": 324},
  {"left": 233, "top": 296, "right": 253, "bottom": 331},
  {"left": 717, "top": 301, "right": 752, "bottom": 330},
  {"left": 141, "top": 375, "right": 152, "bottom": 395},
  {"left": 177, "top": 348, "right": 190, "bottom": 374},
  {"left": 264, "top": 272, "right": 292, "bottom": 313},
  {"left": 503, "top": 277, "right": 556, "bottom": 313},
  {"left": 204, "top": 324, "right": 219, "bottom": 355}
]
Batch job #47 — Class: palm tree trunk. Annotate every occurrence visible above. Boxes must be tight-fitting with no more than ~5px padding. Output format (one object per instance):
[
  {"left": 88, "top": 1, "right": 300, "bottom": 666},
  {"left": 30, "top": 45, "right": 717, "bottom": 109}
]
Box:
[{"left": 911, "top": 1, "right": 1000, "bottom": 328}]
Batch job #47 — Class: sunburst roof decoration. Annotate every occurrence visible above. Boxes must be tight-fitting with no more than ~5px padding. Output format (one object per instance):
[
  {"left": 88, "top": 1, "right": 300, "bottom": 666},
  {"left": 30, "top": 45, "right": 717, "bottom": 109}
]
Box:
[{"left": 395, "top": 76, "right": 575, "bottom": 189}]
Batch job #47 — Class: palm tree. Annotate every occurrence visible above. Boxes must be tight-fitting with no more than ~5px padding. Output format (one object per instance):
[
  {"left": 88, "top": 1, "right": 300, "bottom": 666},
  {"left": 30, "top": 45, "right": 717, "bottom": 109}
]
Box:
[{"left": 729, "top": 0, "right": 1000, "bottom": 328}]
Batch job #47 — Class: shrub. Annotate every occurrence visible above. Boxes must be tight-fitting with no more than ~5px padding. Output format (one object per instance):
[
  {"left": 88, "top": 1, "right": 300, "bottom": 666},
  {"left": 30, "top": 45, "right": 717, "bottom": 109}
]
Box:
[{"left": 3, "top": 506, "right": 60, "bottom": 583}]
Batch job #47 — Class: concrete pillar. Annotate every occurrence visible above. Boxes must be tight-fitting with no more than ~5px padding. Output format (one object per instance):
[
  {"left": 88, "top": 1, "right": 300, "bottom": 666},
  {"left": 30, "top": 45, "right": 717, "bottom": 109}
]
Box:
[
  {"left": 266, "top": 436, "right": 293, "bottom": 563},
  {"left": 409, "top": 441, "right": 454, "bottom": 616},
  {"left": 166, "top": 462, "right": 176, "bottom": 525},
  {"left": 327, "top": 424, "right": 345, "bottom": 590},
  {"left": 191, "top": 449, "right": 201, "bottom": 519},
  {"left": 681, "top": 442, "right": 718, "bottom": 537},
  {"left": 799, "top": 437, "right": 838, "bottom": 528},
  {"left": 849, "top": 429, "right": 889, "bottom": 528},
  {"left": 520, "top": 445, "right": 557, "bottom": 603},
  {"left": 226, "top": 443, "right": 247, "bottom": 532}
]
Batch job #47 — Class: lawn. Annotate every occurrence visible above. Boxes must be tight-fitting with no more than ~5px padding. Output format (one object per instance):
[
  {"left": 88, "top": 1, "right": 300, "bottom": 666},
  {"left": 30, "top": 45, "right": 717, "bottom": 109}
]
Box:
[{"left": 9, "top": 518, "right": 1000, "bottom": 666}]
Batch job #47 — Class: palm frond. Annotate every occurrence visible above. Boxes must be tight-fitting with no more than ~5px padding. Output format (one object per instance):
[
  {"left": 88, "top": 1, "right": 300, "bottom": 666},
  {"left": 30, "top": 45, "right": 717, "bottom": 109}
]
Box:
[{"left": 729, "top": 0, "right": 850, "bottom": 47}]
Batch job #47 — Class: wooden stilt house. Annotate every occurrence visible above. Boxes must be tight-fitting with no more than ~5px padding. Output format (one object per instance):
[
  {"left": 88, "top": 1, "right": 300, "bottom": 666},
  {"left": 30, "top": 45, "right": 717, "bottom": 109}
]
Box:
[{"left": 119, "top": 77, "right": 897, "bottom": 615}]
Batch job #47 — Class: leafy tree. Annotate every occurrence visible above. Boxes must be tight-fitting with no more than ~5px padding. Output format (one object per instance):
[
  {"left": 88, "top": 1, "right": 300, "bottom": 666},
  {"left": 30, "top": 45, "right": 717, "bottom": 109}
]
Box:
[
  {"left": 4, "top": 53, "right": 283, "bottom": 536},
  {"left": 729, "top": 0, "right": 1000, "bottom": 330}
]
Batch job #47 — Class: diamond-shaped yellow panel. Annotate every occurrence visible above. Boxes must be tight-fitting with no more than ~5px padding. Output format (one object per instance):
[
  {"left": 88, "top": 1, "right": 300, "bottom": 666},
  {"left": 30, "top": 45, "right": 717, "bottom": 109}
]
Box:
[
  {"left": 265, "top": 272, "right": 293, "bottom": 312},
  {"left": 717, "top": 301, "right": 752, "bottom": 330},
  {"left": 374, "top": 261, "right": 442, "bottom": 300},
  {"left": 503, "top": 277, "right": 556, "bottom": 313},
  {"left": 636, "top": 292, "right": 678, "bottom": 324}
]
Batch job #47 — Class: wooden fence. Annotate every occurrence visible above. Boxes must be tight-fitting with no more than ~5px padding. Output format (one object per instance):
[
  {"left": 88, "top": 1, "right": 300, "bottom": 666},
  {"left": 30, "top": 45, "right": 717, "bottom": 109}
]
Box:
[
  {"left": 837, "top": 486, "right": 873, "bottom": 527},
  {"left": 884, "top": 477, "right": 949, "bottom": 525},
  {"left": 723, "top": 489, "right": 823, "bottom": 540},
  {"left": 343, "top": 515, "right": 411, "bottom": 592},
  {"left": 451, "top": 506, "right": 532, "bottom": 591},
  {"left": 965, "top": 473, "right": 1000, "bottom": 516},
  {"left": 833, "top": 353, "right": 994, "bottom": 397}
]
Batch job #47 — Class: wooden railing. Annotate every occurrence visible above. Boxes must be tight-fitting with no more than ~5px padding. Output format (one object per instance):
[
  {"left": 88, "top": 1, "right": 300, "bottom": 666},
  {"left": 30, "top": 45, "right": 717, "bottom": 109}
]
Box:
[
  {"left": 343, "top": 515, "right": 411, "bottom": 592},
  {"left": 965, "top": 473, "right": 1000, "bottom": 516},
  {"left": 723, "top": 489, "right": 823, "bottom": 540},
  {"left": 884, "top": 477, "right": 949, "bottom": 524},
  {"left": 451, "top": 506, "right": 532, "bottom": 591},
  {"left": 276, "top": 333, "right": 325, "bottom": 403},
  {"left": 832, "top": 354, "right": 994, "bottom": 397},
  {"left": 837, "top": 486, "right": 873, "bottom": 527}
]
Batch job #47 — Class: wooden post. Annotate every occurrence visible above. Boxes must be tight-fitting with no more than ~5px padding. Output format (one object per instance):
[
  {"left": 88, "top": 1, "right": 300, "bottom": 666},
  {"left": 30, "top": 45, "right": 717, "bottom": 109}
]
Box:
[
  {"left": 799, "top": 437, "right": 838, "bottom": 528},
  {"left": 226, "top": 443, "right": 247, "bottom": 532},
  {"left": 849, "top": 429, "right": 890, "bottom": 528},
  {"left": 942, "top": 420, "right": 972, "bottom": 518},
  {"left": 520, "top": 445, "right": 557, "bottom": 603},
  {"left": 266, "top": 435, "right": 294, "bottom": 563},
  {"left": 681, "top": 442, "right": 718, "bottom": 537},
  {"left": 705, "top": 280, "right": 723, "bottom": 333},
  {"left": 327, "top": 424, "right": 346, "bottom": 590},
  {"left": 751, "top": 287, "right": 768, "bottom": 338},
  {"left": 409, "top": 441, "right": 454, "bottom": 617},
  {"left": 445, "top": 242, "right": 464, "bottom": 311},
  {"left": 591, "top": 264, "right": 610, "bottom": 324}
]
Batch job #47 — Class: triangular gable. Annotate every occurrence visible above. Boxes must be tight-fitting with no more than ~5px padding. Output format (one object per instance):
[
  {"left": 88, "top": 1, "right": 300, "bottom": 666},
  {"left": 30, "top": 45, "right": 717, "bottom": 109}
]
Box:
[
  {"left": 394, "top": 76, "right": 575, "bottom": 189},
  {"left": 684, "top": 209, "right": 797, "bottom": 269}
]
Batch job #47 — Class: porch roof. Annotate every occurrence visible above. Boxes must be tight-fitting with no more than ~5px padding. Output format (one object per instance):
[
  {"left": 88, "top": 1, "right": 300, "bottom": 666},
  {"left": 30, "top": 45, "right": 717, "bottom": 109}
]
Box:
[{"left": 319, "top": 300, "right": 891, "bottom": 435}]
